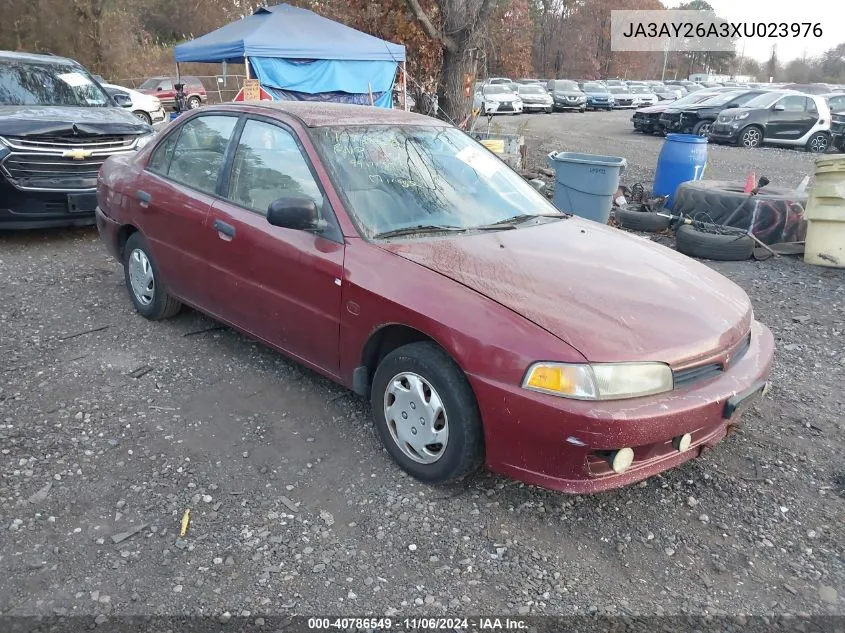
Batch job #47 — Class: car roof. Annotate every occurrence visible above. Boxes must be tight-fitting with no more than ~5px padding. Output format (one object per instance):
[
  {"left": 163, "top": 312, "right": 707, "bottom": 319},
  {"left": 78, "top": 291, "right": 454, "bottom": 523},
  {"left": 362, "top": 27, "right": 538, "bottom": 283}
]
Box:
[
  {"left": 0, "top": 50, "right": 79, "bottom": 65},
  {"left": 207, "top": 101, "right": 446, "bottom": 128}
]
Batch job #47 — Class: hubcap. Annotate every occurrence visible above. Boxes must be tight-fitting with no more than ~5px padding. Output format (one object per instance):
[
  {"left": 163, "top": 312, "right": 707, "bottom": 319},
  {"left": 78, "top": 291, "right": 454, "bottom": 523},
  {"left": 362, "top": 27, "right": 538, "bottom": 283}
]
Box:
[
  {"left": 128, "top": 248, "right": 155, "bottom": 306},
  {"left": 383, "top": 372, "right": 448, "bottom": 464},
  {"left": 742, "top": 128, "right": 760, "bottom": 147},
  {"left": 698, "top": 123, "right": 711, "bottom": 137},
  {"left": 188, "top": 98, "right": 200, "bottom": 109},
  {"left": 810, "top": 135, "right": 828, "bottom": 152}
]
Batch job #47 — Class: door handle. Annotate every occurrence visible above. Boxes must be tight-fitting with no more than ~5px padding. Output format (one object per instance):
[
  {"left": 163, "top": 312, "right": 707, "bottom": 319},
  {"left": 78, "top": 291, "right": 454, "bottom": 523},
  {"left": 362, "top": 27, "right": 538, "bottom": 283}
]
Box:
[
  {"left": 213, "top": 219, "right": 236, "bottom": 238},
  {"left": 136, "top": 190, "right": 151, "bottom": 208}
]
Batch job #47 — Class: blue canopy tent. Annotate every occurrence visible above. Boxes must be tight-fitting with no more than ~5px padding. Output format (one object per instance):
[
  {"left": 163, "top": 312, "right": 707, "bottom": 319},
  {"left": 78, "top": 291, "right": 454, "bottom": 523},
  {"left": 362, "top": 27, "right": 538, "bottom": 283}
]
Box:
[{"left": 173, "top": 4, "right": 406, "bottom": 109}]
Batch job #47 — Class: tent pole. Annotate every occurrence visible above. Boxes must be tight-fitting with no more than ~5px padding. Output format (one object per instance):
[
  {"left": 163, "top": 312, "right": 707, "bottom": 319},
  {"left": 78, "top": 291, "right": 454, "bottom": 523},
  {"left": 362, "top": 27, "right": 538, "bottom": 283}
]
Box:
[
  {"left": 244, "top": 57, "right": 251, "bottom": 80},
  {"left": 402, "top": 61, "right": 408, "bottom": 111}
]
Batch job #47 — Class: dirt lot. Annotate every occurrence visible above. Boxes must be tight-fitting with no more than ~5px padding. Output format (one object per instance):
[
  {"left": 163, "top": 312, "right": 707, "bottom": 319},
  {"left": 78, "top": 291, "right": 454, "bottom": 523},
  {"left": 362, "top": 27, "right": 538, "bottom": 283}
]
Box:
[{"left": 1, "top": 109, "right": 844, "bottom": 625}]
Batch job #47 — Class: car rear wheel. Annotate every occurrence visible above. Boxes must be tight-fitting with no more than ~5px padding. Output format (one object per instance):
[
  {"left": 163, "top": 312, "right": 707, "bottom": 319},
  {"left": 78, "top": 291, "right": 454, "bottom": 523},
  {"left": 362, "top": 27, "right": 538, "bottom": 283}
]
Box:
[
  {"left": 737, "top": 125, "right": 763, "bottom": 148},
  {"left": 132, "top": 110, "right": 152, "bottom": 125},
  {"left": 187, "top": 96, "right": 201, "bottom": 109},
  {"left": 806, "top": 131, "right": 829, "bottom": 153},
  {"left": 123, "top": 233, "right": 182, "bottom": 320},
  {"left": 692, "top": 120, "right": 712, "bottom": 137},
  {"left": 370, "top": 342, "right": 484, "bottom": 484}
]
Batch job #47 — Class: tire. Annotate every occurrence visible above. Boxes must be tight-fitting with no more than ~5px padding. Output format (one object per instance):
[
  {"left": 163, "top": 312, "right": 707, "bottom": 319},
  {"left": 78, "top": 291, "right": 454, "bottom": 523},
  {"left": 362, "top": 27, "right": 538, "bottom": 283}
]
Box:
[
  {"left": 545, "top": 107, "right": 553, "bottom": 114},
  {"left": 673, "top": 180, "right": 809, "bottom": 234},
  {"left": 806, "top": 131, "right": 830, "bottom": 153},
  {"left": 736, "top": 125, "right": 763, "bottom": 148},
  {"left": 615, "top": 206, "right": 672, "bottom": 232},
  {"left": 692, "top": 120, "right": 713, "bottom": 137},
  {"left": 675, "top": 223, "right": 754, "bottom": 261},
  {"left": 132, "top": 110, "right": 152, "bottom": 125},
  {"left": 123, "top": 233, "right": 182, "bottom": 320},
  {"left": 187, "top": 95, "right": 201, "bottom": 109},
  {"left": 579, "top": 107, "right": 586, "bottom": 113},
  {"left": 370, "top": 342, "right": 484, "bottom": 484}
]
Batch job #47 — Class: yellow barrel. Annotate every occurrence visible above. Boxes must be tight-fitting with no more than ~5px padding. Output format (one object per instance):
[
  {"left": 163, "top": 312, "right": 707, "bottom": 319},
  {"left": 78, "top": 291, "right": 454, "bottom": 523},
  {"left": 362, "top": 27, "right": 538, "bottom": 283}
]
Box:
[{"left": 804, "top": 154, "right": 845, "bottom": 268}]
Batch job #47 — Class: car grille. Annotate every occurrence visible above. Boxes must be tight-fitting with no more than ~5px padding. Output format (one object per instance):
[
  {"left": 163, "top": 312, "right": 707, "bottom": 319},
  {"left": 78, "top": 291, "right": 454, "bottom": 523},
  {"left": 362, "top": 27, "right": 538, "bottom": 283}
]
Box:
[
  {"left": 673, "top": 333, "right": 751, "bottom": 388},
  {"left": 616, "top": 98, "right": 633, "bottom": 106},
  {"left": 497, "top": 102, "right": 514, "bottom": 111},
  {"left": 0, "top": 134, "right": 138, "bottom": 191}
]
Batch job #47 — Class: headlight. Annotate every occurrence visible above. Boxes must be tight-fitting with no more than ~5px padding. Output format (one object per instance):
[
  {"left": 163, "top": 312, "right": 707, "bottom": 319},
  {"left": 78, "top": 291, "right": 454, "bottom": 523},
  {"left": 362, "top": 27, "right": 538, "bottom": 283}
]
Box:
[
  {"left": 736, "top": 112, "right": 750, "bottom": 120},
  {"left": 522, "top": 362, "right": 673, "bottom": 400},
  {"left": 134, "top": 133, "right": 155, "bottom": 150}
]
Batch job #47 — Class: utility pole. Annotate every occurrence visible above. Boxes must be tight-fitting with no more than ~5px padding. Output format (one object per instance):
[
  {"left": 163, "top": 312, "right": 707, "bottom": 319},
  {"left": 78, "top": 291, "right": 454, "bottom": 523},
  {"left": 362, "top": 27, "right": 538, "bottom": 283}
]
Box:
[{"left": 661, "top": 39, "right": 669, "bottom": 81}]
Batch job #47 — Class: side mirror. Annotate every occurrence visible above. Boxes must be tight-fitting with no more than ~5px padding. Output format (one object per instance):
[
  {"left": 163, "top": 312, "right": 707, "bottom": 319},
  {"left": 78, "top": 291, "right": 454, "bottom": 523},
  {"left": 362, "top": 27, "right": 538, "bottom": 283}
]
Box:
[
  {"left": 267, "top": 196, "right": 321, "bottom": 231},
  {"left": 156, "top": 86, "right": 163, "bottom": 92},
  {"left": 113, "top": 93, "right": 132, "bottom": 108},
  {"left": 772, "top": 103, "right": 785, "bottom": 111}
]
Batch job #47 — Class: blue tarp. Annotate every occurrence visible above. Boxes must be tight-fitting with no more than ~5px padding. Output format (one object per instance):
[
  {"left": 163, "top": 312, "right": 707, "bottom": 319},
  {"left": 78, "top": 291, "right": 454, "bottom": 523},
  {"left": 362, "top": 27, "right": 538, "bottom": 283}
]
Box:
[
  {"left": 251, "top": 57, "right": 395, "bottom": 108},
  {"left": 173, "top": 4, "right": 405, "bottom": 63},
  {"left": 173, "top": 4, "right": 403, "bottom": 108}
]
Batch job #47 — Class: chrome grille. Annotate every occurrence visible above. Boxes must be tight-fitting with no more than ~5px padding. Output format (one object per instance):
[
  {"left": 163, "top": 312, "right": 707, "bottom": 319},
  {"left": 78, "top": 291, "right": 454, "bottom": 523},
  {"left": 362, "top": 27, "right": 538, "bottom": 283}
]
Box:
[{"left": 0, "top": 134, "right": 138, "bottom": 191}]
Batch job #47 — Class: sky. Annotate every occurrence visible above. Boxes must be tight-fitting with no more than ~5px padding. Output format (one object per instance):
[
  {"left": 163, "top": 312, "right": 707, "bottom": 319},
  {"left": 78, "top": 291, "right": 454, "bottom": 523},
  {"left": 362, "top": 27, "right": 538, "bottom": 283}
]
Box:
[{"left": 665, "top": 0, "right": 842, "bottom": 63}]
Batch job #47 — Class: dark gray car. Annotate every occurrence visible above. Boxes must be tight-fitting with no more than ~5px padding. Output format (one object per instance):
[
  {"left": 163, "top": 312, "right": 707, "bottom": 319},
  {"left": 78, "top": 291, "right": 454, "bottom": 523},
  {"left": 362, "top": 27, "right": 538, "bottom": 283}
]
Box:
[{"left": 546, "top": 79, "right": 586, "bottom": 112}]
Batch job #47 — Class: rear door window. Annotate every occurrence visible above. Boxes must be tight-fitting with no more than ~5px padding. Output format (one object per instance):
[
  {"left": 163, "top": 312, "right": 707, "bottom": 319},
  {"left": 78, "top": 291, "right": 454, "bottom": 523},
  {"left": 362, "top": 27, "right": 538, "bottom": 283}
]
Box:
[{"left": 155, "top": 115, "right": 238, "bottom": 194}]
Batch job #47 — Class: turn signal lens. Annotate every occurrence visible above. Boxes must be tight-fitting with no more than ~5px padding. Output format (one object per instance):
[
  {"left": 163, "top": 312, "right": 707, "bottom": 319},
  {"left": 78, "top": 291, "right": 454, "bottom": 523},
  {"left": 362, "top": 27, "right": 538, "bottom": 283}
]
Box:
[{"left": 523, "top": 362, "right": 672, "bottom": 401}]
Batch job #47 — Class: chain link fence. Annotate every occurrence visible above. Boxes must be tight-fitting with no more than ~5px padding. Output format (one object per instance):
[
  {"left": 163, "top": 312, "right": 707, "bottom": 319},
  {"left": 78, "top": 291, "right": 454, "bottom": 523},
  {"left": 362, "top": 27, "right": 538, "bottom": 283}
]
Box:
[{"left": 111, "top": 74, "right": 248, "bottom": 104}]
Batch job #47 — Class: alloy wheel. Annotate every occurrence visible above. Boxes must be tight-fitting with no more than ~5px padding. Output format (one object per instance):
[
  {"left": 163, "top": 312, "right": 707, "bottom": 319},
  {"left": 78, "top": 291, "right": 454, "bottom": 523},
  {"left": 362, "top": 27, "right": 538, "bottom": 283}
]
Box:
[
  {"left": 809, "top": 134, "right": 828, "bottom": 153},
  {"left": 741, "top": 128, "right": 761, "bottom": 148},
  {"left": 383, "top": 372, "right": 449, "bottom": 464}
]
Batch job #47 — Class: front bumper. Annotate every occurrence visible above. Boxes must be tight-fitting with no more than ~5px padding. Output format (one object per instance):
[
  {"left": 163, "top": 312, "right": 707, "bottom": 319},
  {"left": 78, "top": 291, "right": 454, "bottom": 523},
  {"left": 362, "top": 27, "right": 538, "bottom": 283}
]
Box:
[
  {"left": 150, "top": 107, "right": 167, "bottom": 123},
  {"left": 473, "top": 320, "right": 775, "bottom": 494},
  {"left": 587, "top": 99, "right": 614, "bottom": 109},
  {"left": 554, "top": 97, "right": 586, "bottom": 110},
  {"left": 659, "top": 114, "right": 683, "bottom": 131},
  {"left": 0, "top": 180, "right": 97, "bottom": 230},
  {"left": 481, "top": 101, "right": 523, "bottom": 114},
  {"left": 522, "top": 102, "right": 553, "bottom": 110},
  {"left": 708, "top": 123, "right": 741, "bottom": 143}
]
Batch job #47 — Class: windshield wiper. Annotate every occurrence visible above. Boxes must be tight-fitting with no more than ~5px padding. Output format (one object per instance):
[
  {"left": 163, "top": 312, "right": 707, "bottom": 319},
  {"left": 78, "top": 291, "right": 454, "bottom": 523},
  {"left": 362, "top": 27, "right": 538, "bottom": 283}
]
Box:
[
  {"left": 373, "top": 224, "right": 467, "bottom": 239},
  {"left": 475, "top": 213, "right": 564, "bottom": 229}
]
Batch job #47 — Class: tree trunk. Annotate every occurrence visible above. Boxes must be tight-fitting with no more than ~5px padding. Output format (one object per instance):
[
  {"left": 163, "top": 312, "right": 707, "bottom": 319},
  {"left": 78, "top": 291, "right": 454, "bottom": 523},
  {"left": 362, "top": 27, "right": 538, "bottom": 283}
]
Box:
[{"left": 438, "top": 44, "right": 474, "bottom": 125}]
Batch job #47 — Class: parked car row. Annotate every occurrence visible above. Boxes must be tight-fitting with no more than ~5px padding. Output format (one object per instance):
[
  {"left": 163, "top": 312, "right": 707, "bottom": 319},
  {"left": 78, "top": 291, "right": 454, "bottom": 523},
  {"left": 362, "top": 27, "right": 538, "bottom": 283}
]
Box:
[
  {"left": 474, "top": 76, "right": 679, "bottom": 114},
  {"left": 631, "top": 85, "right": 843, "bottom": 153}
]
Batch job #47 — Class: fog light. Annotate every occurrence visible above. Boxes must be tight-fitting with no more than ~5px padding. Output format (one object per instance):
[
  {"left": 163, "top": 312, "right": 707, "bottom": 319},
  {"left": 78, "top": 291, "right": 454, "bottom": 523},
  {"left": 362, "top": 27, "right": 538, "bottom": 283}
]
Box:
[
  {"left": 609, "top": 448, "right": 635, "bottom": 474},
  {"left": 673, "top": 433, "right": 692, "bottom": 452}
]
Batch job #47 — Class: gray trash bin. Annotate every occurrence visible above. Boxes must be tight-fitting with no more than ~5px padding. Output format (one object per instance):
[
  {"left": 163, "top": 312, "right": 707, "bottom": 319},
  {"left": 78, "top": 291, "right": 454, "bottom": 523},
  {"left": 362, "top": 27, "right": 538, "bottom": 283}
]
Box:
[{"left": 547, "top": 151, "right": 627, "bottom": 223}]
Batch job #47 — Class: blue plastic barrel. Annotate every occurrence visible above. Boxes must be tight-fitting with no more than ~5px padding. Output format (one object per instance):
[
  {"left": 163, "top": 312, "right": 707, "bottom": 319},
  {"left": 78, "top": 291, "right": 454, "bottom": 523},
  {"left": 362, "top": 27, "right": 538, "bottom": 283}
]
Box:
[
  {"left": 653, "top": 133, "right": 708, "bottom": 208},
  {"left": 547, "top": 151, "right": 627, "bottom": 223}
]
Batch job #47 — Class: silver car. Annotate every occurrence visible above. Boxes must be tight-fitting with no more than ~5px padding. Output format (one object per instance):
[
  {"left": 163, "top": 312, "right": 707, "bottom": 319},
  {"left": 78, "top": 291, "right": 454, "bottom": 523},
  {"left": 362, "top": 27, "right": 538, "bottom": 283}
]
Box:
[{"left": 515, "top": 84, "right": 553, "bottom": 113}]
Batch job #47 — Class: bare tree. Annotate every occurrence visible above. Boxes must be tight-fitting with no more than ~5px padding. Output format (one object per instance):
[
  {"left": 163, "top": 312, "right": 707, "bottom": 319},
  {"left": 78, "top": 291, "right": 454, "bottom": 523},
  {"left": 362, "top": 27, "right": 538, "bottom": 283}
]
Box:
[{"left": 405, "top": 0, "right": 494, "bottom": 124}]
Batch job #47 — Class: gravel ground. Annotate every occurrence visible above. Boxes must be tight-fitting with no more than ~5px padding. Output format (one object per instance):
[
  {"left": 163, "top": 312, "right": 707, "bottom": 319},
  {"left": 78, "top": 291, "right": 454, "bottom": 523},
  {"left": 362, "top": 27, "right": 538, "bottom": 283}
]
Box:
[{"left": 1, "top": 110, "right": 844, "bottom": 626}]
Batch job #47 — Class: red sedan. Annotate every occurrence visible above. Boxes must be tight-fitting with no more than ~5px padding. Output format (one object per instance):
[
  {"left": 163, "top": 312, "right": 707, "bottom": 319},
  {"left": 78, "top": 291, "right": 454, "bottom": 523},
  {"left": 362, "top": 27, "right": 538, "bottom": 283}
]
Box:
[{"left": 95, "top": 102, "right": 775, "bottom": 493}]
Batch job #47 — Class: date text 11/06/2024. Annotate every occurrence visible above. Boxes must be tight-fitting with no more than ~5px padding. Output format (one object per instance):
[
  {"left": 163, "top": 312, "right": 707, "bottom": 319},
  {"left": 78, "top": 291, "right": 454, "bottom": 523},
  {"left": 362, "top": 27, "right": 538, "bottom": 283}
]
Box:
[{"left": 307, "top": 617, "right": 528, "bottom": 630}]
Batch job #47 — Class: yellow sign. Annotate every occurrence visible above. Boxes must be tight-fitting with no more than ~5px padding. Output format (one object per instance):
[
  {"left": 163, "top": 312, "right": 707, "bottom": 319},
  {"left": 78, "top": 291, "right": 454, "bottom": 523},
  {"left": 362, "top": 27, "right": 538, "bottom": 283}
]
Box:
[
  {"left": 480, "top": 139, "right": 505, "bottom": 153},
  {"left": 243, "top": 79, "right": 261, "bottom": 101},
  {"left": 63, "top": 149, "right": 92, "bottom": 160}
]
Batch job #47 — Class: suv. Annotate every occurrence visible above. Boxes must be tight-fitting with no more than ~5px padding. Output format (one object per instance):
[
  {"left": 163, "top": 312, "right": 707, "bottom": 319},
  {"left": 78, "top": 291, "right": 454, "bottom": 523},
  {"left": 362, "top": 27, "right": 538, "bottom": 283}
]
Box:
[
  {"left": 0, "top": 51, "right": 154, "bottom": 229},
  {"left": 677, "top": 89, "right": 771, "bottom": 136},
  {"left": 137, "top": 75, "right": 207, "bottom": 110},
  {"left": 547, "top": 79, "right": 586, "bottom": 112},
  {"left": 708, "top": 91, "right": 832, "bottom": 152}
]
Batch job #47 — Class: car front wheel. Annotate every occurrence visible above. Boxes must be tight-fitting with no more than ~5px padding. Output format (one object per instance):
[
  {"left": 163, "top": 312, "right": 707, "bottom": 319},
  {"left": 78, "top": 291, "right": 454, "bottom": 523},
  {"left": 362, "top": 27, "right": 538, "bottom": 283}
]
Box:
[
  {"left": 806, "top": 131, "right": 829, "bottom": 153},
  {"left": 370, "top": 342, "right": 484, "bottom": 484},
  {"left": 692, "top": 120, "right": 712, "bottom": 137},
  {"left": 737, "top": 125, "right": 763, "bottom": 148},
  {"left": 187, "top": 96, "right": 202, "bottom": 109},
  {"left": 123, "top": 232, "right": 182, "bottom": 320}
]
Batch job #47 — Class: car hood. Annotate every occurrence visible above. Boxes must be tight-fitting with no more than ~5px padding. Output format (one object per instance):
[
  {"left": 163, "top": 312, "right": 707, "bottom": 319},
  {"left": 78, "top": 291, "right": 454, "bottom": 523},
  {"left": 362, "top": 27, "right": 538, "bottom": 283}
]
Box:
[
  {"left": 585, "top": 91, "right": 612, "bottom": 97},
  {"left": 718, "top": 107, "right": 753, "bottom": 118},
  {"left": 0, "top": 105, "right": 151, "bottom": 137},
  {"left": 636, "top": 104, "right": 669, "bottom": 114},
  {"left": 554, "top": 91, "right": 585, "bottom": 97},
  {"left": 379, "top": 219, "right": 752, "bottom": 365}
]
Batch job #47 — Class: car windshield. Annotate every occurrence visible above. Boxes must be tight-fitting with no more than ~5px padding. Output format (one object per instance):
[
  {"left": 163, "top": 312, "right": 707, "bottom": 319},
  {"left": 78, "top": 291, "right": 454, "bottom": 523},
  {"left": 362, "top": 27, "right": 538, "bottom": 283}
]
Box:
[
  {"left": 312, "top": 125, "right": 564, "bottom": 239},
  {"left": 742, "top": 92, "right": 783, "bottom": 109},
  {"left": 671, "top": 91, "right": 717, "bottom": 107},
  {"left": 629, "top": 86, "right": 650, "bottom": 93},
  {"left": 582, "top": 83, "right": 604, "bottom": 91},
  {"left": 608, "top": 86, "right": 626, "bottom": 93},
  {"left": 698, "top": 91, "right": 746, "bottom": 106},
  {"left": 0, "top": 60, "right": 111, "bottom": 107},
  {"left": 552, "top": 80, "right": 578, "bottom": 90},
  {"left": 138, "top": 78, "right": 162, "bottom": 90},
  {"left": 518, "top": 85, "right": 545, "bottom": 94},
  {"left": 484, "top": 85, "right": 510, "bottom": 94}
]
